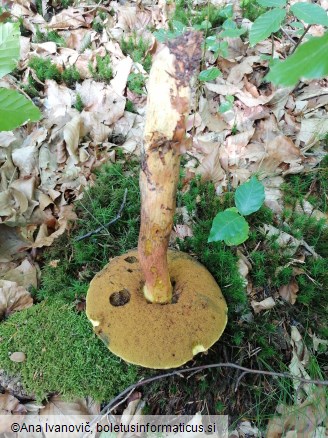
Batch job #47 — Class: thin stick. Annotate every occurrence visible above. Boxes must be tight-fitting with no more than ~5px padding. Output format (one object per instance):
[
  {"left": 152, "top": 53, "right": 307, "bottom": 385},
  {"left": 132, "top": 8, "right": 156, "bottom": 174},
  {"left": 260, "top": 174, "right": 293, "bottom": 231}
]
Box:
[
  {"left": 280, "top": 27, "right": 297, "bottom": 47},
  {"left": 291, "top": 24, "right": 311, "bottom": 54},
  {"left": 101, "top": 362, "right": 328, "bottom": 414},
  {"left": 75, "top": 188, "right": 128, "bottom": 241},
  {"left": 81, "top": 361, "right": 328, "bottom": 438}
]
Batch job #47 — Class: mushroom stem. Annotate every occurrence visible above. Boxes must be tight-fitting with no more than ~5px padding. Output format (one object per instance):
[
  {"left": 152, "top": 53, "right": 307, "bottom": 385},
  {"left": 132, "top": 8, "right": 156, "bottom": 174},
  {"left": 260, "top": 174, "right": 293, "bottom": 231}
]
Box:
[{"left": 138, "top": 32, "right": 202, "bottom": 304}]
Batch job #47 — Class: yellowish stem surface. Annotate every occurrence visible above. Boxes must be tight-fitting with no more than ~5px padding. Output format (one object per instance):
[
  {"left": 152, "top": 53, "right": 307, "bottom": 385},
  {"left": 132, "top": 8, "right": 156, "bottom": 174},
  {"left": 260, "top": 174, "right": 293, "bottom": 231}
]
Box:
[{"left": 138, "top": 32, "right": 202, "bottom": 303}]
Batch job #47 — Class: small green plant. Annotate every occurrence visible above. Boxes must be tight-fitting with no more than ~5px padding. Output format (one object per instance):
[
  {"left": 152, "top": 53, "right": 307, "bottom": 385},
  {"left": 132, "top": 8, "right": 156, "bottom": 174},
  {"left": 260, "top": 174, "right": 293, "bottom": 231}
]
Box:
[
  {"left": 21, "top": 76, "right": 39, "bottom": 98},
  {"left": 208, "top": 176, "right": 265, "bottom": 246},
  {"left": 127, "top": 72, "right": 146, "bottom": 95},
  {"left": 73, "top": 93, "right": 84, "bottom": 112},
  {"left": 88, "top": 54, "right": 112, "bottom": 82},
  {"left": 29, "top": 56, "right": 61, "bottom": 83},
  {"left": 125, "top": 99, "right": 137, "bottom": 113},
  {"left": 247, "top": 0, "right": 328, "bottom": 85},
  {"left": 62, "top": 65, "right": 81, "bottom": 87},
  {"left": 34, "top": 28, "right": 66, "bottom": 46},
  {"left": 0, "top": 22, "right": 41, "bottom": 131},
  {"left": 121, "top": 33, "right": 152, "bottom": 73},
  {"left": 218, "top": 95, "right": 234, "bottom": 113}
]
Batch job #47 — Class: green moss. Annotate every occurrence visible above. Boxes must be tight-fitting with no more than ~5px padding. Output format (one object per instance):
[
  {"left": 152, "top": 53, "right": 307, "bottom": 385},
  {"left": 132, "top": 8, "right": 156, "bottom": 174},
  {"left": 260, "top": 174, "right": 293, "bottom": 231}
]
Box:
[
  {"left": 73, "top": 93, "right": 84, "bottom": 112},
  {"left": 121, "top": 34, "right": 152, "bottom": 73},
  {"left": 171, "top": 0, "right": 225, "bottom": 31},
  {"left": 21, "top": 77, "right": 39, "bottom": 98},
  {"left": 127, "top": 72, "right": 146, "bottom": 95},
  {"left": 125, "top": 99, "right": 137, "bottom": 113},
  {"left": 34, "top": 28, "right": 66, "bottom": 46},
  {"left": 241, "top": 0, "right": 266, "bottom": 21},
  {"left": 0, "top": 301, "right": 137, "bottom": 402},
  {"left": 282, "top": 156, "right": 328, "bottom": 212},
  {"left": 62, "top": 65, "right": 81, "bottom": 87},
  {"left": 88, "top": 54, "right": 112, "bottom": 82},
  {"left": 29, "top": 57, "right": 61, "bottom": 83},
  {"left": 92, "top": 20, "right": 105, "bottom": 33}
]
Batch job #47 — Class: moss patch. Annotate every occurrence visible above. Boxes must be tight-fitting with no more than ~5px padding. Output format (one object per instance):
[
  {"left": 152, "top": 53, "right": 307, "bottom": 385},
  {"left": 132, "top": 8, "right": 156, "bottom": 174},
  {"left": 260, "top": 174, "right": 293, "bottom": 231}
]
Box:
[{"left": 0, "top": 300, "right": 137, "bottom": 402}]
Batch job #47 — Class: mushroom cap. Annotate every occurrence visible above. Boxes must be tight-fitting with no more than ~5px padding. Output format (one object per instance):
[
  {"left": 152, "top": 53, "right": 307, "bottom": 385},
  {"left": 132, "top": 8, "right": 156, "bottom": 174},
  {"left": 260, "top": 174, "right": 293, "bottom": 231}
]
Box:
[{"left": 86, "top": 249, "right": 228, "bottom": 369}]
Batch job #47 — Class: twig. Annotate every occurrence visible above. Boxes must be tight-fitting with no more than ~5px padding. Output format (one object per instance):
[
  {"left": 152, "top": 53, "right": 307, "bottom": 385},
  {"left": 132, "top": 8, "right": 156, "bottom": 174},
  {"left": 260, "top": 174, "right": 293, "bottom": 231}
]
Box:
[
  {"left": 100, "top": 362, "right": 328, "bottom": 414},
  {"left": 7, "top": 76, "right": 34, "bottom": 102},
  {"left": 280, "top": 27, "right": 297, "bottom": 47},
  {"left": 82, "top": 363, "right": 328, "bottom": 437},
  {"left": 75, "top": 188, "right": 128, "bottom": 241},
  {"left": 291, "top": 24, "right": 311, "bottom": 54}
]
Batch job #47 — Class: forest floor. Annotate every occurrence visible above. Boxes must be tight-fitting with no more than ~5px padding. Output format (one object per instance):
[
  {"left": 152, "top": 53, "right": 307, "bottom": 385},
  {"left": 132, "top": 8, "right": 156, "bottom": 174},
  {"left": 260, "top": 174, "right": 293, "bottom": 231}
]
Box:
[{"left": 0, "top": 0, "right": 327, "bottom": 436}]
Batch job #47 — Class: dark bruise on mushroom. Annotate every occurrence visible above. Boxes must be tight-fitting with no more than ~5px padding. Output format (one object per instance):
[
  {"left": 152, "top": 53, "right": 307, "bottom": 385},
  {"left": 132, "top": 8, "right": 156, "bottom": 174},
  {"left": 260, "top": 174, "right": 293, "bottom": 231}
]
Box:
[{"left": 86, "top": 31, "right": 228, "bottom": 369}]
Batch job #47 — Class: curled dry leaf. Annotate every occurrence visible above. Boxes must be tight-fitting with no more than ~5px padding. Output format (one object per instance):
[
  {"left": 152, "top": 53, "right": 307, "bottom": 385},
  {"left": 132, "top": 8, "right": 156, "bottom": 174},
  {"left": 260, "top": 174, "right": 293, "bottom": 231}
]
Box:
[
  {"left": 310, "top": 333, "right": 328, "bottom": 352},
  {"left": 279, "top": 279, "right": 299, "bottom": 305},
  {"left": 236, "top": 249, "right": 251, "bottom": 286},
  {"left": 251, "top": 297, "right": 276, "bottom": 314},
  {"left": 196, "top": 143, "right": 225, "bottom": 186},
  {"left": 0, "top": 280, "right": 33, "bottom": 320},
  {"left": 289, "top": 326, "right": 312, "bottom": 397},
  {"left": 63, "top": 115, "right": 82, "bottom": 163}
]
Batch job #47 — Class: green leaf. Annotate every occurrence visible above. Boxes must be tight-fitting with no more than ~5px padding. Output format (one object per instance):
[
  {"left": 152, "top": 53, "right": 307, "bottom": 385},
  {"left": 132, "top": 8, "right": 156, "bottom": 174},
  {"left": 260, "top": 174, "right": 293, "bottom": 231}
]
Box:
[
  {"left": 235, "top": 176, "right": 265, "bottom": 216},
  {"left": 222, "top": 19, "right": 237, "bottom": 30},
  {"left": 219, "top": 4, "right": 233, "bottom": 19},
  {"left": 249, "top": 8, "right": 286, "bottom": 46},
  {"left": 218, "top": 95, "right": 234, "bottom": 113},
  {"left": 208, "top": 208, "right": 249, "bottom": 246},
  {"left": 0, "top": 22, "right": 20, "bottom": 79},
  {"left": 0, "top": 88, "right": 41, "bottom": 131},
  {"left": 257, "top": 0, "right": 286, "bottom": 7},
  {"left": 291, "top": 3, "right": 328, "bottom": 26},
  {"left": 220, "top": 27, "right": 247, "bottom": 38},
  {"left": 266, "top": 32, "right": 328, "bottom": 86},
  {"left": 153, "top": 21, "right": 186, "bottom": 42},
  {"left": 198, "top": 67, "right": 222, "bottom": 82}
]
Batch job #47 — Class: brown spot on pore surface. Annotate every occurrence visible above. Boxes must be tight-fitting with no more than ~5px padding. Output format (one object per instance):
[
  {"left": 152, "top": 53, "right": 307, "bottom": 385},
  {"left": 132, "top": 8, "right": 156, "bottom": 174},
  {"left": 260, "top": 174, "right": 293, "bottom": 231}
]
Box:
[
  {"left": 125, "top": 256, "right": 137, "bottom": 264},
  {"left": 110, "top": 289, "right": 131, "bottom": 306}
]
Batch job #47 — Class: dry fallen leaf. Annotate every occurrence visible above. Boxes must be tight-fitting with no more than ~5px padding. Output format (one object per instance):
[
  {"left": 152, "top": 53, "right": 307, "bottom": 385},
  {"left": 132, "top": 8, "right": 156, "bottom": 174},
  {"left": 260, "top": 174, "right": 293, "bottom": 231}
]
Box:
[
  {"left": 267, "top": 388, "right": 327, "bottom": 438},
  {"left": 0, "top": 280, "right": 33, "bottom": 320},
  {"left": 279, "top": 279, "right": 299, "bottom": 305},
  {"left": 2, "top": 259, "right": 38, "bottom": 289},
  {"left": 0, "top": 393, "right": 27, "bottom": 434},
  {"left": 251, "top": 297, "right": 276, "bottom": 314}
]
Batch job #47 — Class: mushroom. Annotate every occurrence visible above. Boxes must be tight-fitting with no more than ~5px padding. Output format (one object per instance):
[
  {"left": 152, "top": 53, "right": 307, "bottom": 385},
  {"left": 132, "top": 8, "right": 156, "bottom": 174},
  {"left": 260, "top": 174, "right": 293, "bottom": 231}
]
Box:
[{"left": 86, "top": 31, "right": 228, "bottom": 369}]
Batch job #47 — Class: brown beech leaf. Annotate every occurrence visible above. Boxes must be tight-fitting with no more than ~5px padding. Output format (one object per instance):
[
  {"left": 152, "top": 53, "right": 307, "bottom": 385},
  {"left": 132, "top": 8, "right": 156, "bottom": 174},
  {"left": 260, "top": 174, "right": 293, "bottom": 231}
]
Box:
[
  {"left": 279, "top": 279, "right": 299, "bottom": 305},
  {"left": 0, "top": 280, "right": 33, "bottom": 320},
  {"left": 267, "top": 388, "right": 327, "bottom": 438},
  {"left": 48, "top": 8, "right": 88, "bottom": 30},
  {"left": 0, "top": 225, "right": 31, "bottom": 263},
  {"left": 196, "top": 143, "right": 225, "bottom": 186},
  {"left": 2, "top": 259, "right": 38, "bottom": 289}
]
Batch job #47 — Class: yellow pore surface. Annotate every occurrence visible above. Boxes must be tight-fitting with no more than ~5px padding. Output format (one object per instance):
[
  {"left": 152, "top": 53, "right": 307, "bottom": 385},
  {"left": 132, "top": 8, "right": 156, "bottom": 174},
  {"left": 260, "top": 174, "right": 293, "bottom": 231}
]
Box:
[{"left": 86, "top": 249, "right": 228, "bottom": 369}]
